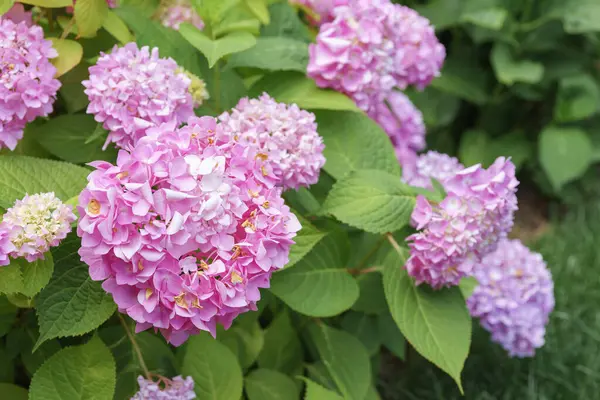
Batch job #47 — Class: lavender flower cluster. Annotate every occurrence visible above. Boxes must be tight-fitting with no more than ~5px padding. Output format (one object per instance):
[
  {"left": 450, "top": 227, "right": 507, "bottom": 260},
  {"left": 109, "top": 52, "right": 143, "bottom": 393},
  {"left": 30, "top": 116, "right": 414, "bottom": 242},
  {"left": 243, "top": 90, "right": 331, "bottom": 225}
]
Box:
[{"left": 132, "top": 375, "right": 196, "bottom": 399}]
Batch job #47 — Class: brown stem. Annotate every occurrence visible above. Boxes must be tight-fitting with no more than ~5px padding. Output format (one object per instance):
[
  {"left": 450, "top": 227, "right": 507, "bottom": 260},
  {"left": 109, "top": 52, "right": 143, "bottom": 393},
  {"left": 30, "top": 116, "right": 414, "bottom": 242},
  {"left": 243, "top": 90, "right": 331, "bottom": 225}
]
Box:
[
  {"left": 386, "top": 233, "right": 403, "bottom": 255},
  {"left": 118, "top": 313, "right": 151, "bottom": 380},
  {"left": 347, "top": 265, "right": 382, "bottom": 276}
]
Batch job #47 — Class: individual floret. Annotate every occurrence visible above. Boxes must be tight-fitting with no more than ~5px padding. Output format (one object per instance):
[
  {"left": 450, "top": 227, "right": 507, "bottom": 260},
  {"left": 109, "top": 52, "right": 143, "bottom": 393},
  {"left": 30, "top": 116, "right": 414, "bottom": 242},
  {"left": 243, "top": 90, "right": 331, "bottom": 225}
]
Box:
[
  {"left": 402, "top": 151, "right": 463, "bottom": 189},
  {"left": 131, "top": 375, "right": 196, "bottom": 400}
]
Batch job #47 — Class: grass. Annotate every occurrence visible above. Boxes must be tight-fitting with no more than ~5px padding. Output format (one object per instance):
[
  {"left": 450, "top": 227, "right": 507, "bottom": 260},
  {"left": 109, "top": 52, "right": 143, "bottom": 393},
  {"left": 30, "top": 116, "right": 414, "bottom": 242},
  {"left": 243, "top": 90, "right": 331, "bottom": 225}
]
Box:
[{"left": 380, "top": 202, "right": 600, "bottom": 399}]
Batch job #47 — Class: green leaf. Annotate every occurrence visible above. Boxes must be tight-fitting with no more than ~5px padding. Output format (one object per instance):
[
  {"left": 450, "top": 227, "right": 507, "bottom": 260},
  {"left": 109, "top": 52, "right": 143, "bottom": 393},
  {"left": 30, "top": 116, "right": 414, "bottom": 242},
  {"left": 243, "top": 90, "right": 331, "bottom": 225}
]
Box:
[
  {"left": 244, "top": 0, "right": 269, "bottom": 24},
  {"left": 182, "top": 332, "right": 244, "bottom": 400},
  {"left": 35, "top": 234, "right": 116, "bottom": 350},
  {"left": 460, "top": 0, "right": 507, "bottom": 30},
  {"left": 303, "top": 379, "right": 344, "bottom": 400},
  {"left": 352, "top": 272, "right": 387, "bottom": 315},
  {"left": 32, "top": 114, "right": 117, "bottom": 164},
  {"left": 74, "top": 0, "right": 109, "bottom": 38},
  {"left": 0, "top": 0, "right": 15, "bottom": 16},
  {"left": 0, "top": 383, "right": 27, "bottom": 400},
  {"left": 539, "top": 127, "right": 593, "bottom": 190},
  {"left": 0, "top": 264, "right": 23, "bottom": 295},
  {"left": 245, "top": 369, "right": 299, "bottom": 400},
  {"left": 260, "top": 3, "right": 310, "bottom": 42},
  {"left": 0, "top": 297, "right": 17, "bottom": 338},
  {"left": 227, "top": 37, "right": 308, "bottom": 72},
  {"left": 554, "top": 74, "right": 600, "bottom": 122},
  {"left": 250, "top": 72, "right": 359, "bottom": 112},
  {"left": 340, "top": 312, "right": 381, "bottom": 356},
  {"left": 29, "top": 337, "right": 116, "bottom": 400},
  {"left": 377, "top": 313, "right": 406, "bottom": 360},
  {"left": 0, "top": 255, "right": 54, "bottom": 297},
  {"left": 270, "top": 233, "right": 359, "bottom": 317},
  {"left": 0, "top": 155, "right": 90, "bottom": 209},
  {"left": 19, "top": 0, "right": 72, "bottom": 6},
  {"left": 322, "top": 170, "right": 416, "bottom": 234},
  {"left": 257, "top": 311, "right": 303, "bottom": 375},
  {"left": 193, "top": 0, "right": 240, "bottom": 26},
  {"left": 103, "top": 10, "right": 134, "bottom": 44},
  {"left": 553, "top": 0, "right": 600, "bottom": 33},
  {"left": 308, "top": 323, "right": 371, "bottom": 400},
  {"left": 180, "top": 24, "right": 256, "bottom": 68},
  {"left": 491, "top": 43, "right": 544, "bottom": 85},
  {"left": 383, "top": 248, "right": 471, "bottom": 392},
  {"left": 214, "top": 6, "right": 260, "bottom": 37},
  {"left": 287, "top": 213, "right": 326, "bottom": 269},
  {"left": 314, "top": 110, "right": 401, "bottom": 180},
  {"left": 415, "top": 0, "right": 462, "bottom": 31},
  {"left": 229, "top": 320, "right": 264, "bottom": 369},
  {"left": 406, "top": 87, "right": 460, "bottom": 128},
  {"left": 459, "top": 130, "right": 532, "bottom": 170},
  {"left": 459, "top": 277, "right": 478, "bottom": 299},
  {"left": 48, "top": 38, "right": 83, "bottom": 78},
  {"left": 431, "top": 56, "right": 489, "bottom": 104},
  {"left": 59, "top": 62, "right": 90, "bottom": 113}
]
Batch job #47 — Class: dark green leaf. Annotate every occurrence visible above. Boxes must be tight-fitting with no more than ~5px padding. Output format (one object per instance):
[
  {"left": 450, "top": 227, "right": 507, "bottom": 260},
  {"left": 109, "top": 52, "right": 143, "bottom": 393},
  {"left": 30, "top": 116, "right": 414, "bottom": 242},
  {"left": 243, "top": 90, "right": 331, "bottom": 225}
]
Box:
[{"left": 227, "top": 37, "right": 308, "bottom": 72}]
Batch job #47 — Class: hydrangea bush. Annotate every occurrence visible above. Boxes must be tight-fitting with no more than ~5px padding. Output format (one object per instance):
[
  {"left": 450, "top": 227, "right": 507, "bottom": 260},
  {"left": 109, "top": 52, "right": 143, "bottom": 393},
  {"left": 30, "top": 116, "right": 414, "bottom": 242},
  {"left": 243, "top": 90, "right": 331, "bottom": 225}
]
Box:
[{"left": 0, "top": 1, "right": 556, "bottom": 399}]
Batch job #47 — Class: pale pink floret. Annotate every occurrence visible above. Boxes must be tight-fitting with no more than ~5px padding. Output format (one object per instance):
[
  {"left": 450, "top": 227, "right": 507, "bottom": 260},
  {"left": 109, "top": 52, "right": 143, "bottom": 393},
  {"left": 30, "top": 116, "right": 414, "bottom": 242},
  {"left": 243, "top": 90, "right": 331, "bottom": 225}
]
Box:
[
  {"left": 218, "top": 93, "right": 326, "bottom": 190},
  {"left": 0, "top": 18, "right": 60, "bottom": 150},
  {"left": 160, "top": 0, "right": 204, "bottom": 31},
  {"left": 402, "top": 151, "right": 464, "bottom": 189},
  {"left": 131, "top": 375, "right": 196, "bottom": 399},
  {"left": 77, "top": 116, "right": 300, "bottom": 345},
  {"left": 405, "top": 157, "right": 519, "bottom": 289},
  {"left": 0, "top": 193, "right": 76, "bottom": 262},
  {"left": 82, "top": 43, "right": 194, "bottom": 150}
]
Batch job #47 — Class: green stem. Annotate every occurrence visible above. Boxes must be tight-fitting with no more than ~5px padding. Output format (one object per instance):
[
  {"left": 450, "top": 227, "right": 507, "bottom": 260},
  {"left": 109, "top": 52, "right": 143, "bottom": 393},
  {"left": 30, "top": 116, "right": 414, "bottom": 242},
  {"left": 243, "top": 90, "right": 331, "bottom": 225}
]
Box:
[
  {"left": 213, "top": 61, "right": 221, "bottom": 114},
  {"left": 118, "top": 314, "right": 151, "bottom": 380},
  {"left": 386, "top": 233, "right": 403, "bottom": 258}
]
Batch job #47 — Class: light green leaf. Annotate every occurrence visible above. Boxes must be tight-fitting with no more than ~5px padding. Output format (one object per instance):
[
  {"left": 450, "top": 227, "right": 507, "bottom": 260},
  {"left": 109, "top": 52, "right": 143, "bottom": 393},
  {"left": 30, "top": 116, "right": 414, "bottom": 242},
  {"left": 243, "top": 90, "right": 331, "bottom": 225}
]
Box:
[
  {"left": 20, "top": 0, "right": 72, "bottom": 6},
  {"left": 0, "top": 0, "right": 15, "bottom": 15},
  {"left": 245, "top": 369, "right": 298, "bottom": 400},
  {"left": 182, "top": 332, "right": 244, "bottom": 400},
  {"left": 491, "top": 43, "right": 544, "bottom": 85},
  {"left": 0, "top": 255, "right": 54, "bottom": 297},
  {"left": 193, "top": 0, "right": 240, "bottom": 26},
  {"left": 352, "top": 272, "right": 388, "bottom": 315},
  {"left": 287, "top": 213, "right": 326, "bottom": 269},
  {"left": 539, "top": 127, "right": 593, "bottom": 190},
  {"left": 257, "top": 311, "right": 303, "bottom": 374},
  {"left": 32, "top": 114, "right": 117, "bottom": 164},
  {"left": 214, "top": 7, "right": 260, "bottom": 37},
  {"left": 245, "top": 0, "right": 269, "bottom": 24},
  {"left": 270, "top": 233, "right": 359, "bottom": 317},
  {"left": 74, "top": 0, "right": 109, "bottom": 38},
  {"left": 0, "top": 297, "right": 17, "bottom": 338},
  {"left": 314, "top": 111, "right": 401, "bottom": 180},
  {"left": 340, "top": 312, "right": 381, "bottom": 356},
  {"left": 377, "top": 313, "right": 406, "bottom": 360},
  {"left": 227, "top": 37, "right": 307, "bottom": 72},
  {"left": 0, "top": 383, "right": 27, "bottom": 400},
  {"left": 553, "top": 0, "right": 600, "bottom": 33},
  {"left": 29, "top": 337, "right": 116, "bottom": 400},
  {"left": 303, "top": 379, "right": 344, "bottom": 400},
  {"left": 48, "top": 38, "right": 83, "bottom": 78},
  {"left": 459, "top": 277, "right": 478, "bottom": 299},
  {"left": 308, "top": 324, "right": 371, "bottom": 400},
  {"left": 0, "top": 155, "right": 90, "bottom": 209},
  {"left": 260, "top": 2, "right": 310, "bottom": 42},
  {"left": 554, "top": 74, "right": 600, "bottom": 122},
  {"left": 180, "top": 24, "right": 256, "bottom": 68},
  {"left": 249, "top": 72, "right": 359, "bottom": 112},
  {"left": 0, "top": 264, "right": 23, "bottom": 295},
  {"left": 383, "top": 248, "right": 471, "bottom": 392},
  {"left": 460, "top": 0, "right": 507, "bottom": 30},
  {"left": 103, "top": 10, "right": 134, "bottom": 44},
  {"left": 322, "top": 170, "right": 416, "bottom": 234},
  {"left": 35, "top": 234, "right": 116, "bottom": 350}
]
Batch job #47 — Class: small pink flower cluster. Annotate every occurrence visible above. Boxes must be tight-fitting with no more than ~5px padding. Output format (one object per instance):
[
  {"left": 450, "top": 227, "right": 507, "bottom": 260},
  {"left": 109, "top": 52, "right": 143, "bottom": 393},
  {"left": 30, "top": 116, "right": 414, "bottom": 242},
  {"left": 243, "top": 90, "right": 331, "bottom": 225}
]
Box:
[
  {"left": 77, "top": 116, "right": 300, "bottom": 345},
  {"left": 132, "top": 375, "right": 196, "bottom": 399},
  {"left": 0, "top": 18, "right": 61, "bottom": 150},
  {"left": 3, "top": 3, "right": 33, "bottom": 26},
  {"left": 0, "top": 193, "right": 76, "bottom": 264},
  {"left": 307, "top": 0, "right": 445, "bottom": 113},
  {"left": 406, "top": 157, "right": 519, "bottom": 289},
  {"left": 402, "top": 151, "right": 464, "bottom": 189},
  {"left": 159, "top": 0, "right": 204, "bottom": 31},
  {"left": 467, "top": 239, "right": 554, "bottom": 357},
  {"left": 290, "top": 0, "right": 347, "bottom": 26},
  {"left": 83, "top": 43, "right": 194, "bottom": 150},
  {"left": 218, "top": 93, "right": 325, "bottom": 190}
]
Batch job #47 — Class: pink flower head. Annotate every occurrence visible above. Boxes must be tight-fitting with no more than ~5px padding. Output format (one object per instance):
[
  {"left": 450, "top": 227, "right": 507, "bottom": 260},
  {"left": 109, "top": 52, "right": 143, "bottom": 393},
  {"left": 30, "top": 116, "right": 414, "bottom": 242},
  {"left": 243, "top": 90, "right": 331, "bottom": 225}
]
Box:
[
  {"left": 0, "top": 18, "right": 60, "bottom": 150},
  {"left": 307, "top": 0, "right": 445, "bottom": 113},
  {"left": 467, "top": 239, "right": 554, "bottom": 357},
  {"left": 83, "top": 43, "right": 194, "bottom": 150},
  {"left": 131, "top": 375, "right": 196, "bottom": 399},
  {"left": 0, "top": 193, "right": 76, "bottom": 262},
  {"left": 402, "top": 151, "right": 464, "bottom": 189},
  {"left": 218, "top": 93, "right": 325, "bottom": 190},
  {"left": 0, "top": 229, "right": 12, "bottom": 266},
  {"left": 290, "top": 0, "right": 348, "bottom": 26},
  {"left": 159, "top": 0, "right": 204, "bottom": 31},
  {"left": 369, "top": 91, "right": 426, "bottom": 153},
  {"left": 3, "top": 3, "right": 33, "bottom": 26},
  {"left": 77, "top": 116, "right": 300, "bottom": 345},
  {"left": 405, "top": 157, "right": 519, "bottom": 289}
]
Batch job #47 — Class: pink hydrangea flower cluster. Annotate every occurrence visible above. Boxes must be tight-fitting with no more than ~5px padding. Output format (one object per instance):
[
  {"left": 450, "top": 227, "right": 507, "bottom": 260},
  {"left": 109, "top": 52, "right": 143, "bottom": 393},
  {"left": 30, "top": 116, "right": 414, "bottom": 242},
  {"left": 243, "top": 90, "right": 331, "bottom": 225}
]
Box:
[
  {"left": 405, "top": 157, "right": 519, "bottom": 289},
  {"left": 218, "top": 93, "right": 325, "bottom": 190},
  {"left": 0, "top": 193, "right": 76, "bottom": 263},
  {"left": 402, "top": 151, "right": 464, "bottom": 189},
  {"left": 0, "top": 230, "right": 11, "bottom": 267},
  {"left": 77, "top": 116, "right": 300, "bottom": 345},
  {"left": 83, "top": 43, "right": 194, "bottom": 150},
  {"left": 131, "top": 375, "right": 196, "bottom": 399},
  {"left": 3, "top": 3, "right": 33, "bottom": 26},
  {"left": 368, "top": 91, "right": 426, "bottom": 158},
  {"left": 0, "top": 18, "right": 61, "bottom": 150},
  {"left": 307, "top": 0, "right": 445, "bottom": 113},
  {"left": 159, "top": 0, "right": 204, "bottom": 31},
  {"left": 290, "top": 0, "right": 347, "bottom": 26},
  {"left": 467, "top": 239, "right": 555, "bottom": 357}
]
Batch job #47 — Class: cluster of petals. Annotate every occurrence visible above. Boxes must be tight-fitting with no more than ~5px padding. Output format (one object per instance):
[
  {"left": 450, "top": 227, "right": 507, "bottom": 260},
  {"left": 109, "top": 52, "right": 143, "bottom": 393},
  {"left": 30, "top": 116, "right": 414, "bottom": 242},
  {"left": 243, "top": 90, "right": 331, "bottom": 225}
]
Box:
[
  {"left": 0, "top": 18, "right": 61, "bottom": 150},
  {"left": 467, "top": 239, "right": 554, "bottom": 357},
  {"left": 406, "top": 157, "right": 519, "bottom": 289},
  {"left": 131, "top": 375, "right": 196, "bottom": 399},
  {"left": 290, "top": 0, "right": 347, "bottom": 26},
  {"left": 402, "top": 151, "right": 464, "bottom": 189},
  {"left": 159, "top": 0, "right": 204, "bottom": 31},
  {"left": 368, "top": 91, "right": 425, "bottom": 156},
  {"left": 77, "top": 116, "right": 300, "bottom": 345},
  {"left": 0, "top": 193, "right": 76, "bottom": 262},
  {"left": 83, "top": 43, "right": 194, "bottom": 150},
  {"left": 307, "top": 0, "right": 445, "bottom": 113},
  {"left": 218, "top": 93, "right": 325, "bottom": 190},
  {"left": 4, "top": 3, "right": 33, "bottom": 26}
]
